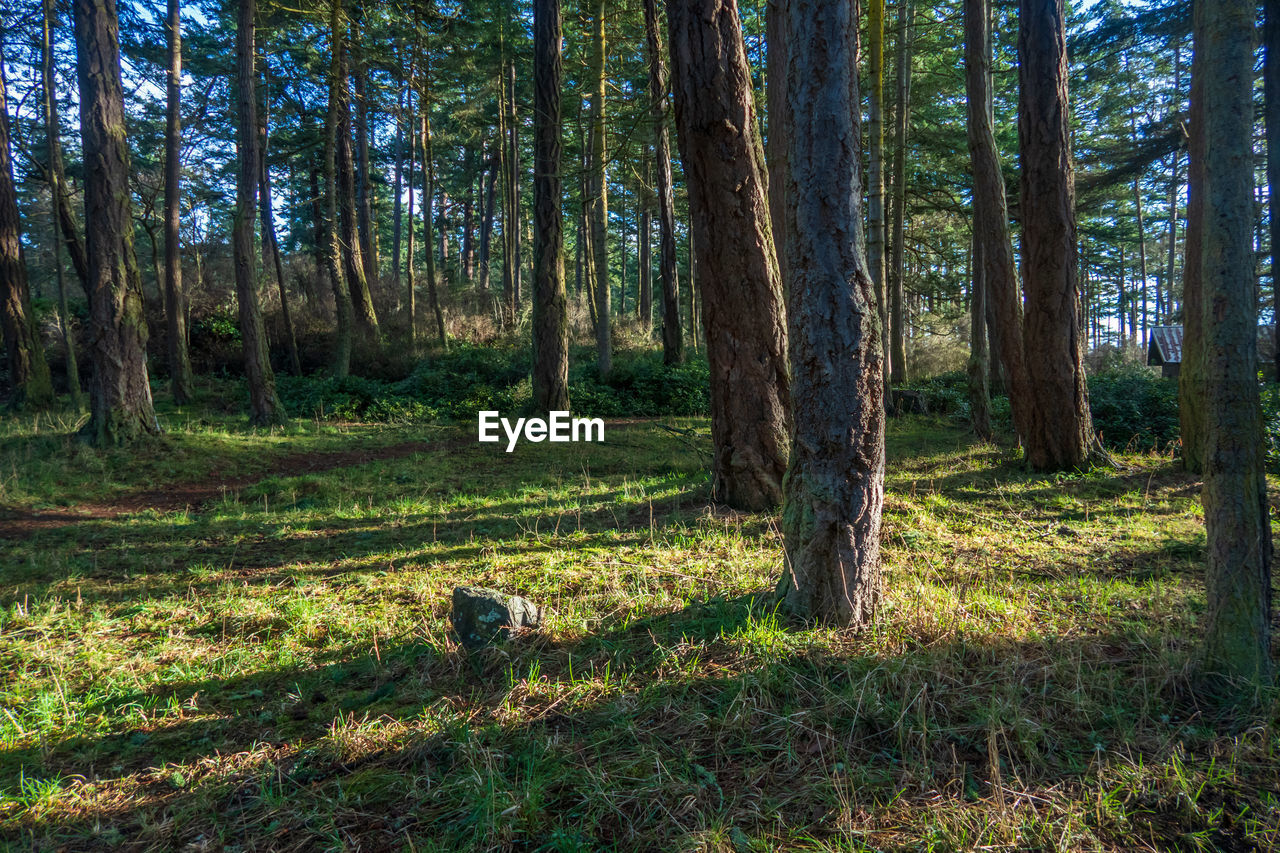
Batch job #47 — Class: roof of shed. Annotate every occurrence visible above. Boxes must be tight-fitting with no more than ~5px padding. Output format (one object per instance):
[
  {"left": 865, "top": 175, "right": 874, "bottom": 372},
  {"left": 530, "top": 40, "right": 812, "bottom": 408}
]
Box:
[{"left": 1147, "top": 325, "right": 1276, "bottom": 365}]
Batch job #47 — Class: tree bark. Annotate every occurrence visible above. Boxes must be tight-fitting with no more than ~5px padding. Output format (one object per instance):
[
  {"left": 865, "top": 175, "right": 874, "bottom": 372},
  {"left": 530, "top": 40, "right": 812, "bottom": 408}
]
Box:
[
  {"left": 233, "top": 0, "right": 281, "bottom": 426},
  {"left": 889, "top": 0, "right": 913, "bottom": 384},
  {"left": 405, "top": 82, "right": 416, "bottom": 343},
  {"left": 479, "top": 147, "right": 497, "bottom": 292},
  {"left": 44, "top": 0, "right": 84, "bottom": 408},
  {"left": 1196, "top": 0, "right": 1274, "bottom": 690},
  {"left": 420, "top": 70, "right": 447, "bottom": 348},
  {"left": 644, "top": 0, "right": 683, "bottom": 365},
  {"left": 968, "top": 230, "right": 993, "bottom": 440},
  {"left": 868, "top": 0, "right": 888, "bottom": 392},
  {"left": 668, "top": 0, "right": 790, "bottom": 511},
  {"left": 326, "top": 0, "right": 352, "bottom": 376},
  {"left": 258, "top": 60, "right": 301, "bottom": 376},
  {"left": 0, "top": 58, "right": 54, "bottom": 409},
  {"left": 72, "top": 0, "right": 159, "bottom": 442},
  {"left": 1266, "top": 2, "right": 1280, "bottom": 380},
  {"left": 1180, "top": 20, "right": 1207, "bottom": 473},
  {"left": 354, "top": 39, "right": 379, "bottom": 290},
  {"left": 589, "top": 0, "right": 611, "bottom": 376},
  {"left": 1017, "top": 0, "right": 1099, "bottom": 471},
  {"left": 336, "top": 16, "right": 379, "bottom": 336},
  {"left": 778, "top": 0, "right": 885, "bottom": 627},
  {"left": 532, "top": 0, "right": 569, "bottom": 413},
  {"left": 392, "top": 77, "right": 405, "bottom": 298}
]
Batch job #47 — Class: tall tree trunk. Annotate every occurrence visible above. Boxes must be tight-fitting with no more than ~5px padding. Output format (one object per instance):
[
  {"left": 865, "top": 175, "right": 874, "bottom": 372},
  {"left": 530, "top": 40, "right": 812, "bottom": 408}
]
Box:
[
  {"left": 44, "top": 0, "right": 84, "bottom": 408},
  {"left": 868, "top": 0, "right": 888, "bottom": 391},
  {"left": 965, "top": 0, "right": 1030, "bottom": 440},
  {"left": 1266, "top": 2, "right": 1280, "bottom": 380},
  {"left": 258, "top": 62, "right": 300, "bottom": 376},
  {"left": 354, "top": 41, "right": 378, "bottom": 290},
  {"left": 336, "top": 17, "right": 378, "bottom": 335},
  {"left": 778, "top": 0, "right": 885, "bottom": 626},
  {"left": 326, "top": 0, "right": 352, "bottom": 376},
  {"left": 668, "top": 0, "right": 790, "bottom": 511},
  {"left": 765, "top": 0, "right": 787, "bottom": 285},
  {"left": 638, "top": 158, "right": 652, "bottom": 331},
  {"left": 1180, "top": 26, "right": 1207, "bottom": 473},
  {"left": 968, "top": 230, "right": 993, "bottom": 440},
  {"left": 421, "top": 60, "right": 447, "bottom": 348},
  {"left": 1197, "top": 0, "right": 1274, "bottom": 690},
  {"left": 233, "top": 0, "right": 281, "bottom": 426},
  {"left": 308, "top": 146, "right": 327, "bottom": 301},
  {"left": 1017, "top": 0, "right": 1099, "bottom": 470},
  {"left": 532, "top": 0, "right": 569, "bottom": 413},
  {"left": 479, "top": 147, "right": 497, "bottom": 292},
  {"left": 1165, "top": 45, "right": 1182, "bottom": 325},
  {"left": 405, "top": 82, "right": 416, "bottom": 343},
  {"left": 72, "top": 0, "right": 159, "bottom": 442},
  {"left": 498, "top": 61, "right": 514, "bottom": 322},
  {"left": 889, "top": 0, "right": 913, "bottom": 384},
  {"left": 589, "top": 0, "right": 611, "bottom": 376},
  {"left": 506, "top": 59, "right": 523, "bottom": 315},
  {"left": 0, "top": 59, "right": 54, "bottom": 408},
  {"left": 462, "top": 173, "right": 475, "bottom": 283},
  {"left": 392, "top": 77, "right": 405, "bottom": 299},
  {"left": 644, "top": 0, "right": 683, "bottom": 364}
]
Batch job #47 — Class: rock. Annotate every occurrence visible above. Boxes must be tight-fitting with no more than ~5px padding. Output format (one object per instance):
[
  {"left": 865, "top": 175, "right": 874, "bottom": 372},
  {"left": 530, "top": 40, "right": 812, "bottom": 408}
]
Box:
[{"left": 450, "top": 586, "right": 543, "bottom": 649}]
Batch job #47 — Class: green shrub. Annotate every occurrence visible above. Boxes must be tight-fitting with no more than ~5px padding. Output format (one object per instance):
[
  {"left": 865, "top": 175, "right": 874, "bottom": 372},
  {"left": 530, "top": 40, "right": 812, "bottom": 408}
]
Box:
[{"left": 1087, "top": 367, "right": 1179, "bottom": 452}]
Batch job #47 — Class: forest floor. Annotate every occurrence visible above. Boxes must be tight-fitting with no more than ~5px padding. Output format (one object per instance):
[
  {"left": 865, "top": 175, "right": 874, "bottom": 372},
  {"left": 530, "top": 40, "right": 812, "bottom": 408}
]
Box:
[{"left": 1, "top": 405, "right": 1278, "bottom": 852}]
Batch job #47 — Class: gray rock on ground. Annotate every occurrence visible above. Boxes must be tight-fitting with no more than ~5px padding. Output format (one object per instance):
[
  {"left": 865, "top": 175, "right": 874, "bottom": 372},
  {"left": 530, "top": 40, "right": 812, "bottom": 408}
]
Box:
[{"left": 450, "top": 586, "right": 543, "bottom": 649}]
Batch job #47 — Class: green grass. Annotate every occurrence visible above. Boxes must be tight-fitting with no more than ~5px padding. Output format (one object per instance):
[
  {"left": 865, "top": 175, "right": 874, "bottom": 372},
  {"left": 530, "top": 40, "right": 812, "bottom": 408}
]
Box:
[{"left": 1, "top": 407, "right": 1277, "bottom": 852}]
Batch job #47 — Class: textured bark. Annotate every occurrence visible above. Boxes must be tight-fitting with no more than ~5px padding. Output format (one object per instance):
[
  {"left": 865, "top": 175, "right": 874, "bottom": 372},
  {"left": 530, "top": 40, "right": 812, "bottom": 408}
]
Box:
[
  {"left": 406, "top": 83, "right": 417, "bottom": 342},
  {"left": 506, "top": 61, "right": 522, "bottom": 308},
  {"left": 765, "top": 0, "right": 787, "bottom": 285},
  {"left": 335, "top": 15, "right": 378, "bottom": 335},
  {"left": 1017, "top": 0, "right": 1098, "bottom": 471},
  {"left": 353, "top": 43, "right": 379, "bottom": 290},
  {"left": 420, "top": 78, "right": 447, "bottom": 348},
  {"left": 44, "top": 0, "right": 83, "bottom": 408},
  {"left": 72, "top": 0, "right": 159, "bottom": 443},
  {"left": 1196, "top": 0, "right": 1274, "bottom": 689},
  {"left": 644, "top": 0, "right": 683, "bottom": 364},
  {"left": 638, "top": 179, "right": 652, "bottom": 329},
  {"left": 233, "top": 0, "right": 281, "bottom": 426},
  {"left": 668, "top": 0, "right": 790, "bottom": 511},
  {"left": 392, "top": 81, "right": 404, "bottom": 296},
  {"left": 0, "top": 60, "right": 54, "bottom": 408},
  {"left": 1180, "top": 24, "right": 1207, "bottom": 474},
  {"left": 326, "top": 0, "right": 352, "bottom": 376},
  {"left": 1267, "top": 3, "right": 1280, "bottom": 380},
  {"left": 965, "top": 0, "right": 1031, "bottom": 442},
  {"left": 258, "top": 64, "right": 300, "bottom": 377},
  {"left": 532, "top": 0, "right": 569, "bottom": 413},
  {"left": 868, "top": 0, "right": 887, "bottom": 390},
  {"left": 479, "top": 148, "right": 497, "bottom": 292},
  {"left": 968, "top": 231, "right": 993, "bottom": 440},
  {"left": 588, "top": 1, "right": 611, "bottom": 376},
  {"left": 889, "top": 0, "right": 913, "bottom": 384},
  {"left": 778, "top": 0, "right": 885, "bottom": 626}
]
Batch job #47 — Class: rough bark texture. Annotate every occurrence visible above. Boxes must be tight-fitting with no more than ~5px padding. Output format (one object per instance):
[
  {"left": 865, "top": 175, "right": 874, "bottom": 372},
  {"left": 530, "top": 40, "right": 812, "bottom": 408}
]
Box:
[
  {"left": 72, "top": 0, "right": 159, "bottom": 443},
  {"left": 354, "top": 43, "right": 379, "bottom": 290},
  {"left": 668, "top": 0, "right": 790, "bottom": 511},
  {"left": 1179, "top": 37, "right": 1206, "bottom": 474},
  {"left": 531, "top": 0, "right": 569, "bottom": 414},
  {"left": 0, "top": 61, "right": 54, "bottom": 409},
  {"left": 778, "top": 0, "right": 885, "bottom": 627},
  {"left": 889, "top": 0, "right": 913, "bottom": 384},
  {"left": 868, "top": 0, "right": 887, "bottom": 392},
  {"left": 420, "top": 74, "right": 447, "bottom": 349},
  {"left": 232, "top": 0, "right": 281, "bottom": 426},
  {"left": 1196, "top": 0, "right": 1274, "bottom": 689},
  {"left": 162, "top": 0, "right": 193, "bottom": 404},
  {"left": 968, "top": 231, "right": 993, "bottom": 440},
  {"left": 325, "top": 0, "right": 352, "bottom": 376},
  {"left": 336, "top": 18, "right": 379, "bottom": 336},
  {"left": 1017, "top": 0, "right": 1098, "bottom": 471},
  {"left": 644, "top": 0, "right": 683, "bottom": 365},
  {"left": 765, "top": 0, "right": 787, "bottom": 285},
  {"left": 1266, "top": 2, "right": 1280, "bottom": 380},
  {"left": 589, "top": 0, "right": 612, "bottom": 376}
]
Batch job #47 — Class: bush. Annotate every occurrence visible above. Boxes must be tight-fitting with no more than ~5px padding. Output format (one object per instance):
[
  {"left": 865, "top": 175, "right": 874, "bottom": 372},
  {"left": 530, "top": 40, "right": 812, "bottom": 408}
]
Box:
[{"left": 1087, "top": 367, "right": 1179, "bottom": 452}]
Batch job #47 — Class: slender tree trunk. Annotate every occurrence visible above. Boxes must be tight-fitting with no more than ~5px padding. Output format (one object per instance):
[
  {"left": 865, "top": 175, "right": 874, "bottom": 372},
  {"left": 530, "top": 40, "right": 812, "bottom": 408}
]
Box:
[
  {"left": 765, "top": 0, "right": 787, "bottom": 285},
  {"left": 638, "top": 159, "right": 652, "bottom": 331},
  {"left": 1180, "top": 26, "right": 1207, "bottom": 473},
  {"left": 462, "top": 176, "right": 475, "bottom": 283},
  {"left": 507, "top": 60, "right": 522, "bottom": 308},
  {"left": 668, "top": 0, "right": 790, "bottom": 511},
  {"left": 889, "top": 0, "right": 913, "bottom": 384},
  {"left": 479, "top": 147, "right": 497, "bottom": 292},
  {"left": 968, "top": 230, "right": 993, "bottom": 439},
  {"left": 326, "top": 0, "right": 352, "bottom": 376},
  {"left": 644, "top": 0, "right": 683, "bottom": 364},
  {"left": 1266, "top": 2, "right": 1280, "bottom": 380},
  {"left": 336, "top": 17, "right": 378, "bottom": 335},
  {"left": 308, "top": 148, "right": 327, "bottom": 301},
  {"left": 233, "top": 0, "right": 281, "bottom": 426},
  {"left": 868, "top": 0, "right": 888, "bottom": 391},
  {"left": 532, "top": 0, "right": 569, "bottom": 413},
  {"left": 72, "top": 0, "right": 159, "bottom": 442},
  {"left": 258, "top": 63, "right": 300, "bottom": 376},
  {"left": 1017, "top": 0, "right": 1100, "bottom": 470},
  {"left": 405, "top": 83, "right": 417, "bottom": 342},
  {"left": 354, "top": 41, "right": 378, "bottom": 289},
  {"left": 589, "top": 0, "right": 611, "bottom": 376},
  {"left": 44, "top": 0, "right": 84, "bottom": 408},
  {"left": 421, "top": 66, "right": 447, "bottom": 348},
  {"left": 778, "top": 0, "right": 885, "bottom": 626},
  {"left": 0, "top": 59, "right": 54, "bottom": 408},
  {"left": 392, "top": 77, "right": 405, "bottom": 298},
  {"left": 1197, "top": 0, "right": 1274, "bottom": 690},
  {"left": 498, "top": 62, "right": 514, "bottom": 322}
]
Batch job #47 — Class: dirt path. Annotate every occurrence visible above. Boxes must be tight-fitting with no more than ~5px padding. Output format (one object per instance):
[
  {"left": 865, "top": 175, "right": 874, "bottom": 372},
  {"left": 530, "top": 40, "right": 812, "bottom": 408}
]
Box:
[{"left": 0, "top": 440, "right": 440, "bottom": 540}]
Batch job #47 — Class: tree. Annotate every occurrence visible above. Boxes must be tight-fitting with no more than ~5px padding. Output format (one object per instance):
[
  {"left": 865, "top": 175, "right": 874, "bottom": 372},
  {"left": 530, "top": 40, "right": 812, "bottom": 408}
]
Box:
[
  {"left": 258, "top": 58, "right": 302, "bottom": 376},
  {"left": 1017, "top": 0, "right": 1101, "bottom": 471},
  {"left": 868, "top": 0, "right": 887, "bottom": 390},
  {"left": 233, "top": 0, "right": 282, "bottom": 426},
  {"left": 968, "top": 232, "right": 993, "bottom": 440},
  {"left": 777, "top": 0, "right": 885, "bottom": 625},
  {"left": 668, "top": 0, "right": 790, "bottom": 511},
  {"left": 1266, "top": 0, "right": 1280, "bottom": 380},
  {"left": 325, "top": 0, "right": 354, "bottom": 377},
  {"left": 0, "top": 58, "right": 54, "bottom": 409},
  {"left": 532, "top": 0, "right": 569, "bottom": 413},
  {"left": 72, "top": 0, "right": 160, "bottom": 443},
  {"left": 588, "top": 0, "right": 611, "bottom": 377},
  {"left": 1195, "top": 0, "right": 1273, "bottom": 689},
  {"left": 643, "top": 0, "right": 683, "bottom": 365},
  {"left": 336, "top": 10, "right": 379, "bottom": 335},
  {"left": 162, "top": 0, "right": 194, "bottom": 404},
  {"left": 889, "top": 0, "right": 913, "bottom": 385}
]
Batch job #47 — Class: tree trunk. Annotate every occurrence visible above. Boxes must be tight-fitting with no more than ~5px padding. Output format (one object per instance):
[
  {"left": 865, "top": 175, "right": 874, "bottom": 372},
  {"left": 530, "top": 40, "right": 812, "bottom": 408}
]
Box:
[
  {"left": 72, "top": 0, "right": 159, "bottom": 442},
  {"left": 479, "top": 147, "right": 497, "bottom": 292},
  {"left": 668, "top": 0, "right": 790, "bottom": 511},
  {"left": 258, "top": 62, "right": 300, "bottom": 376},
  {"left": 336, "top": 17, "right": 378, "bottom": 335},
  {"left": 532, "top": 0, "right": 569, "bottom": 413},
  {"left": 325, "top": 0, "right": 352, "bottom": 376},
  {"left": 968, "top": 230, "right": 993, "bottom": 440},
  {"left": 889, "top": 0, "right": 913, "bottom": 384},
  {"left": 1180, "top": 23, "right": 1207, "bottom": 473},
  {"left": 44, "top": 0, "right": 84, "bottom": 408},
  {"left": 1266, "top": 2, "right": 1280, "bottom": 380},
  {"left": 405, "top": 82, "right": 416, "bottom": 343},
  {"left": 765, "top": 0, "right": 787, "bottom": 286},
  {"left": 233, "top": 0, "right": 281, "bottom": 426},
  {"left": 868, "top": 0, "right": 888, "bottom": 391},
  {"left": 638, "top": 166, "right": 652, "bottom": 331},
  {"left": 644, "top": 0, "right": 683, "bottom": 365},
  {"left": 589, "top": 0, "right": 611, "bottom": 376},
  {"left": 1196, "top": 0, "right": 1274, "bottom": 690},
  {"left": 421, "top": 70, "right": 447, "bottom": 348},
  {"left": 507, "top": 61, "right": 522, "bottom": 308},
  {"left": 462, "top": 177, "right": 475, "bottom": 284},
  {"left": 354, "top": 41, "right": 378, "bottom": 290},
  {"left": 392, "top": 78, "right": 404, "bottom": 298},
  {"left": 1017, "top": 0, "right": 1099, "bottom": 471},
  {"left": 778, "top": 0, "right": 885, "bottom": 626},
  {"left": 0, "top": 59, "right": 54, "bottom": 408}
]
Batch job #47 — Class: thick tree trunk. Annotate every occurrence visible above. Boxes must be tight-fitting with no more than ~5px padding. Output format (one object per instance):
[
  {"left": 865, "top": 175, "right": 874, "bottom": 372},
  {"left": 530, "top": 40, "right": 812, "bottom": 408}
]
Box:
[
  {"left": 1196, "top": 0, "right": 1273, "bottom": 689},
  {"left": 668, "top": 0, "right": 790, "bottom": 511},
  {"left": 1017, "top": 0, "right": 1099, "bottom": 471},
  {"left": 889, "top": 0, "right": 913, "bottom": 384},
  {"left": 336, "top": 18, "right": 378, "bottom": 336},
  {"left": 778, "top": 0, "right": 885, "bottom": 627},
  {"left": 0, "top": 60, "right": 54, "bottom": 408},
  {"left": 325, "top": 0, "right": 352, "bottom": 376},
  {"left": 258, "top": 65, "right": 301, "bottom": 377},
  {"left": 1180, "top": 23, "right": 1207, "bottom": 473},
  {"left": 233, "top": 0, "right": 281, "bottom": 426},
  {"left": 532, "top": 0, "right": 569, "bottom": 413},
  {"left": 72, "top": 0, "right": 159, "bottom": 442},
  {"left": 589, "top": 0, "right": 611, "bottom": 376},
  {"left": 868, "top": 0, "right": 888, "bottom": 391},
  {"left": 644, "top": 0, "right": 683, "bottom": 365},
  {"left": 44, "top": 0, "right": 84, "bottom": 408}
]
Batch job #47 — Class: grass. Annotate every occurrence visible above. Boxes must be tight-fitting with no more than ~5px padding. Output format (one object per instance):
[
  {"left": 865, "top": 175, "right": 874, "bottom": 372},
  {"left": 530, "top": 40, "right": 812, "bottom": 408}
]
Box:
[{"left": 1, "top": 404, "right": 1278, "bottom": 852}]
